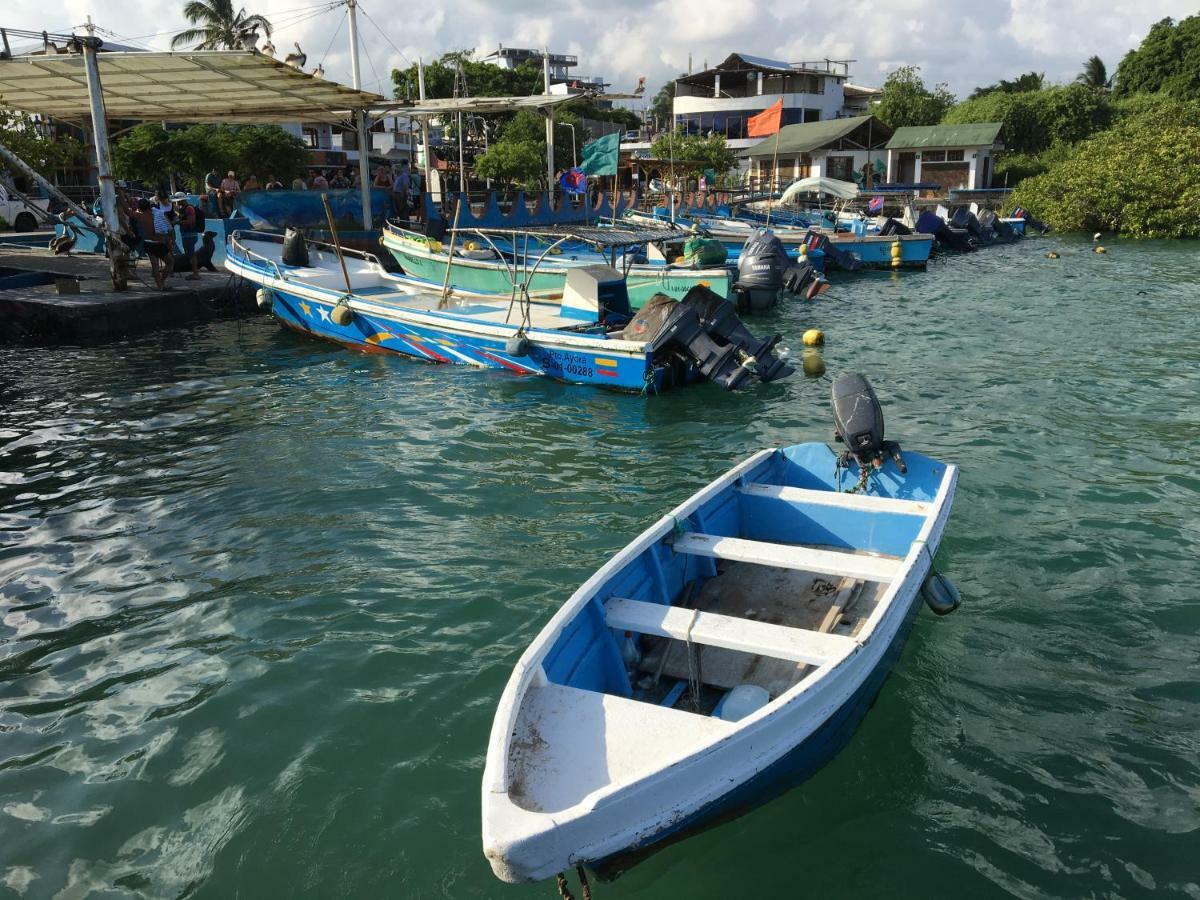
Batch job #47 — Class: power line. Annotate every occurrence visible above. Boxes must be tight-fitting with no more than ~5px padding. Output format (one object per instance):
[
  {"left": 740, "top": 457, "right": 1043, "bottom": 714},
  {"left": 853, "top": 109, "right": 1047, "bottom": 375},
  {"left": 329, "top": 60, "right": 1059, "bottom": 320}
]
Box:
[
  {"left": 317, "top": 9, "right": 347, "bottom": 67},
  {"left": 357, "top": 4, "right": 411, "bottom": 68}
]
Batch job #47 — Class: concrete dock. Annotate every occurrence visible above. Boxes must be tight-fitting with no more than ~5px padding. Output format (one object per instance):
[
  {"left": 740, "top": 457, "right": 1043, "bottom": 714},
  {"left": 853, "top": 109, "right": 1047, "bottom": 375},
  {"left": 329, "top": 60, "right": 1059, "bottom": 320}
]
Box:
[{"left": 0, "top": 245, "right": 258, "bottom": 343}]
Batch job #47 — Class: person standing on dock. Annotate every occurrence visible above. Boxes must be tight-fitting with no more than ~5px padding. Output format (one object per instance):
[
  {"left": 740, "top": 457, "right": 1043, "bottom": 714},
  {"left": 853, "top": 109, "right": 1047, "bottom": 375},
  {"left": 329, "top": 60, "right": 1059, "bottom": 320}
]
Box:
[
  {"left": 409, "top": 165, "right": 424, "bottom": 225},
  {"left": 204, "top": 167, "right": 221, "bottom": 216},
  {"left": 136, "top": 198, "right": 169, "bottom": 290},
  {"left": 391, "top": 160, "right": 411, "bottom": 220}
]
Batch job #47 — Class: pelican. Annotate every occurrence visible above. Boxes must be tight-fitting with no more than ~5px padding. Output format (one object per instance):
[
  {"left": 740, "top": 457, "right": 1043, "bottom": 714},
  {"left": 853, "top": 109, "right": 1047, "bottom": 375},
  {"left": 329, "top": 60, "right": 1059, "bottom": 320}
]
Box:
[
  {"left": 312, "top": 63, "right": 324, "bottom": 79},
  {"left": 261, "top": 39, "right": 275, "bottom": 57},
  {"left": 284, "top": 42, "right": 306, "bottom": 68}
]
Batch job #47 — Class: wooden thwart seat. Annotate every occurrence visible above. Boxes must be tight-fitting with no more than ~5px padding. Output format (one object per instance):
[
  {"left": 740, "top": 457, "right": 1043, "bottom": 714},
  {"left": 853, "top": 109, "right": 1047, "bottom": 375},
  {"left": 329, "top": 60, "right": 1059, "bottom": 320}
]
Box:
[
  {"left": 736, "top": 483, "right": 930, "bottom": 516},
  {"left": 671, "top": 533, "right": 901, "bottom": 583},
  {"left": 605, "top": 597, "right": 857, "bottom": 667}
]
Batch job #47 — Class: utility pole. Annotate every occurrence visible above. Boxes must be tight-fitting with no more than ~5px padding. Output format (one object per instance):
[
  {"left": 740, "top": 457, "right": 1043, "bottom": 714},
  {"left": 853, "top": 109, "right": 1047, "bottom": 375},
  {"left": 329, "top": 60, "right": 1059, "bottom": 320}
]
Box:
[{"left": 345, "top": 0, "right": 373, "bottom": 229}]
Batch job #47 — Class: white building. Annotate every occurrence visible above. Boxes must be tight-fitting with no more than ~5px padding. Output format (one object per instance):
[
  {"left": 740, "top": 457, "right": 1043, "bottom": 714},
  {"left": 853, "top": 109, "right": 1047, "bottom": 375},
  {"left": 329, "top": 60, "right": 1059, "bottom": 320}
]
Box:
[
  {"left": 479, "top": 45, "right": 607, "bottom": 95},
  {"left": 739, "top": 115, "right": 891, "bottom": 189},
  {"left": 672, "top": 53, "right": 875, "bottom": 151}
]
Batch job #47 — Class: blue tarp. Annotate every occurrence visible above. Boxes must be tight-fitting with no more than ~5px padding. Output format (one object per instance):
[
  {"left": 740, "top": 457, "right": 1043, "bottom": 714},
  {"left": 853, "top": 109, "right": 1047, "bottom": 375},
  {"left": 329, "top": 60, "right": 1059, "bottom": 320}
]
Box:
[{"left": 237, "top": 188, "right": 393, "bottom": 230}]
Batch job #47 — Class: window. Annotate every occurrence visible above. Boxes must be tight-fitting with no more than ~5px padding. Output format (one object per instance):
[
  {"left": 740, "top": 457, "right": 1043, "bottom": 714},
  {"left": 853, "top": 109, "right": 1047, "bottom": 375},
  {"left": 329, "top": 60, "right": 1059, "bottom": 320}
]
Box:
[
  {"left": 946, "top": 149, "right": 965, "bottom": 161},
  {"left": 302, "top": 127, "right": 319, "bottom": 149},
  {"left": 826, "top": 156, "right": 855, "bottom": 181},
  {"left": 923, "top": 149, "right": 946, "bottom": 162}
]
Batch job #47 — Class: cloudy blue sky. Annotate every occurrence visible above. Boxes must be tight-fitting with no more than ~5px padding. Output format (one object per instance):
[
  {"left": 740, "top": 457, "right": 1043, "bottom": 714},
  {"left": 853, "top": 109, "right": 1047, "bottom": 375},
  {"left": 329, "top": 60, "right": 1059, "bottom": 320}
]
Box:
[{"left": 5, "top": 0, "right": 1198, "bottom": 105}]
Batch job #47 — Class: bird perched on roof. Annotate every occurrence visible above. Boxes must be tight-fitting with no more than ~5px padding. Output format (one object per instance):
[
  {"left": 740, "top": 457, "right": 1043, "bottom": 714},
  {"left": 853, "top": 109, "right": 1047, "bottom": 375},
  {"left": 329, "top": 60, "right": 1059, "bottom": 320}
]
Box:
[
  {"left": 261, "top": 39, "right": 275, "bottom": 57},
  {"left": 633, "top": 76, "right": 646, "bottom": 97},
  {"left": 284, "top": 42, "right": 306, "bottom": 68},
  {"left": 312, "top": 63, "right": 325, "bottom": 79}
]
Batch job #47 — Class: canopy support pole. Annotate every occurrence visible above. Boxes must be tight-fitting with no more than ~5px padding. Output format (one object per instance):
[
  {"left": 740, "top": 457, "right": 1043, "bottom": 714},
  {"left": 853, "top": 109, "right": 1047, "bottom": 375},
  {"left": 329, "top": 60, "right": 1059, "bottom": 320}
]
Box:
[
  {"left": 543, "top": 50, "right": 554, "bottom": 194},
  {"left": 346, "top": 0, "right": 372, "bottom": 230},
  {"left": 78, "top": 20, "right": 128, "bottom": 291},
  {"left": 417, "top": 59, "right": 435, "bottom": 204}
]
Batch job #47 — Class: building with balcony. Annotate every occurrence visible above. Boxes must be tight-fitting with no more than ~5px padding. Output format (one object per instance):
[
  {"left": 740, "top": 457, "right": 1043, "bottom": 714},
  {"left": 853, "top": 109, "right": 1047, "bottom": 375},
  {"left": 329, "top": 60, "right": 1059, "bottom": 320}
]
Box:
[
  {"left": 479, "top": 44, "right": 608, "bottom": 96},
  {"left": 672, "top": 53, "right": 876, "bottom": 151}
]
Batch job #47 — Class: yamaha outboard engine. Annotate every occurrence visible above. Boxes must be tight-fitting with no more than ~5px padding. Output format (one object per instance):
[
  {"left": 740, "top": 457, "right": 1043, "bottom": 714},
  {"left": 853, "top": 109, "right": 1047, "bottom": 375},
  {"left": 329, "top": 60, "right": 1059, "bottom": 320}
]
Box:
[
  {"left": 734, "top": 228, "right": 790, "bottom": 312},
  {"left": 830, "top": 373, "right": 905, "bottom": 475},
  {"left": 282, "top": 227, "right": 309, "bottom": 267},
  {"left": 782, "top": 262, "right": 829, "bottom": 299}
]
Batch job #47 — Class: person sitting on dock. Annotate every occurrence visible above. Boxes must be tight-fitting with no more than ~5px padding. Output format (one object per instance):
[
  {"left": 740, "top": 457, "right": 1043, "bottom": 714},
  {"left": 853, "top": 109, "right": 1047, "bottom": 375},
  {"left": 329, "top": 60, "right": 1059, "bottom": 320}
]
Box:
[
  {"left": 243, "top": 174, "right": 261, "bottom": 193},
  {"left": 373, "top": 166, "right": 392, "bottom": 189},
  {"left": 172, "top": 192, "right": 201, "bottom": 280},
  {"left": 265, "top": 174, "right": 284, "bottom": 191},
  {"left": 290, "top": 174, "right": 308, "bottom": 190},
  {"left": 311, "top": 170, "right": 329, "bottom": 190},
  {"left": 218, "top": 171, "right": 240, "bottom": 217},
  {"left": 330, "top": 170, "right": 349, "bottom": 189}
]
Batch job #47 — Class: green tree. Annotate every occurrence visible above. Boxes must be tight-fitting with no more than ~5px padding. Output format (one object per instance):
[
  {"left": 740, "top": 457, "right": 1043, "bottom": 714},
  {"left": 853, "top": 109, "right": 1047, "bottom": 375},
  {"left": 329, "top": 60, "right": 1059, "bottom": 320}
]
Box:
[
  {"left": 112, "top": 123, "right": 304, "bottom": 191},
  {"left": 228, "top": 125, "right": 306, "bottom": 183},
  {"left": 1076, "top": 56, "right": 1110, "bottom": 89},
  {"left": 649, "top": 129, "right": 736, "bottom": 177},
  {"left": 942, "top": 84, "right": 1112, "bottom": 155},
  {"left": 648, "top": 82, "right": 674, "bottom": 129},
  {"left": 392, "top": 51, "right": 544, "bottom": 100},
  {"left": 111, "top": 124, "right": 180, "bottom": 188},
  {"left": 1114, "top": 15, "right": 1200, "bottom": 96},
  {"left": 969, "top": 71, "right": 1045, "bottom": 99},
  {"left": 473, "top": 141, "right": 545, "bottom": 188},
  {"left": 170, "top": 0, "right": 272, "bottom": 50},
  {"left": 1010, "top": 97, "right": 1200, "bottom": 237},
  {"left": 872, "top": 66, "right": 955, "bottom": 128},
  {"left": 0, "top": 105, "right": 83, "bottom": 177}
]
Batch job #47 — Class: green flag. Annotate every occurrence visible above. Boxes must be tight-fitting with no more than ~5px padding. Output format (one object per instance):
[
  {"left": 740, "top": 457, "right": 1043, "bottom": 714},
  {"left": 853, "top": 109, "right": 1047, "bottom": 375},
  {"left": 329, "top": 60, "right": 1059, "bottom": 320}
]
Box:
[{"left": 580, "top": 132, "right": 619, "bottom": 176}]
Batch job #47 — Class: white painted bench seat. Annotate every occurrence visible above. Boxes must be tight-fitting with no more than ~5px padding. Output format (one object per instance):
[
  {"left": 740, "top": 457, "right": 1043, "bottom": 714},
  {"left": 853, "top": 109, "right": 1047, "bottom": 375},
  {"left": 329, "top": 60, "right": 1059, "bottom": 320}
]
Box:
[
  {"left": 671, "top": 533, "right": 901, "bottom": 583},
  {"left": 605, "top": 597, "right": 857, "bottom": 667},
  {"left": 736, "top": 482, "right": 930, "bottom": 516}
]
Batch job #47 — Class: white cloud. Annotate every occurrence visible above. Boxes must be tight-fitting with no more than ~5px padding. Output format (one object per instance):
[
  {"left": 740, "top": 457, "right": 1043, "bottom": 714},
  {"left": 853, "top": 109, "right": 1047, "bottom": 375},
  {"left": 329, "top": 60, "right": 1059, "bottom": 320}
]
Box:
[{"left": 4, "top": 0, "right": 1197, "bottom": 104}]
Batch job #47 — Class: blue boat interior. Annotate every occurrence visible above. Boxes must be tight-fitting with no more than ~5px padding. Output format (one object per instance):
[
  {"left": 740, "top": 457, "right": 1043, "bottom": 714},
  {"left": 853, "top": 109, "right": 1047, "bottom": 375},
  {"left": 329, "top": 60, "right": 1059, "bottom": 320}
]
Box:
[{"left": 539, "top": 443, "right": 945, "bottom": 719}]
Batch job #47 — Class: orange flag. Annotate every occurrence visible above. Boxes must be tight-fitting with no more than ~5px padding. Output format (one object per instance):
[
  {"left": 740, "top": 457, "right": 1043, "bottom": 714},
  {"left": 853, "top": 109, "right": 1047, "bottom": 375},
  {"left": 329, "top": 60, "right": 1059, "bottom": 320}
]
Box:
[{"left": 747, "top": 99, "right": 784, "bottom": 138}]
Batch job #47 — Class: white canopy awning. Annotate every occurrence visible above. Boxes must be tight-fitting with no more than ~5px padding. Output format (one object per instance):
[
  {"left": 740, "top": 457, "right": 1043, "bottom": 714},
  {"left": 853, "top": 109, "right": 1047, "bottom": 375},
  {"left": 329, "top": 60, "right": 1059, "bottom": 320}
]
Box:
[
  {"left": 779, "top": 176, "right": 860, "bottom": 203},
  {"left": 0, "top": 50, "right": 382, "bottom": 124}
]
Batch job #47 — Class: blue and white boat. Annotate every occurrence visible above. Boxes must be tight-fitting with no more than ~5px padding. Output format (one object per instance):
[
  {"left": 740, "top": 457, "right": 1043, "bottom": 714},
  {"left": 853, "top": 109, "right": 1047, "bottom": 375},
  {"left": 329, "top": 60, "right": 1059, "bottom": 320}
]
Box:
[
  {"left": 225, "top": 231, "right": 793, "bottom": 393},
  {"left": 483, "top": 376, "right": 958, "bottom": 882}
]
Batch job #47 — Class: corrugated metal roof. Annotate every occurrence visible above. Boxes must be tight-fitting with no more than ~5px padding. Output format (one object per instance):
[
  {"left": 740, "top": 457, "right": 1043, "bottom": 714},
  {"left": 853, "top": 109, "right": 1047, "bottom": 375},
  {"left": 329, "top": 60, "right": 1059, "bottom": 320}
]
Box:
[
  {"left": 726, "top": 53, "right": 794, "bottom": 72},
  {"left": 0, "top": 50, "right": 381, "bottom": 124},
  {"left": 739, "top": 115, "right": 889, "bottom": 157},
  {"left": 886, "top": 122, "right": 1003, "bottom": 150}
]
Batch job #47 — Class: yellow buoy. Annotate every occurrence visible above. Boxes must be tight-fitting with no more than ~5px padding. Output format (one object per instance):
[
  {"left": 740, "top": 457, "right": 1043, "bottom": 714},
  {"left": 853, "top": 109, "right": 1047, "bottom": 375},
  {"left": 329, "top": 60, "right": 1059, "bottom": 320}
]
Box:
[
  {"left": 802, "top": 348, "right": 825, "bottom": 377},
  {"left": 1046, "top": 251, "right": 1060, "bottom": 259},
  {"left": 890, "top": 240, "right": 902, "bottom": 268},
  {"left": 1094, "top": 246, "right": 1106, "bottom": 254},
  {"left": 802, "top": 328, "right": 825, "bottom": 347},
  {"left": 464, "top": 240, "right": 479, "bottom": 252},
  {"left": 331, "top": 303, "right": 354, "bottom": 326}
]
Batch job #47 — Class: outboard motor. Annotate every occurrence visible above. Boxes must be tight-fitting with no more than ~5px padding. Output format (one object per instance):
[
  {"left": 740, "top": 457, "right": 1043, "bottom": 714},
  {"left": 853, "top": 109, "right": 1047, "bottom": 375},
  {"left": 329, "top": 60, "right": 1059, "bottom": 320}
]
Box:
[
  {"left": 916, "top": 211, "right": 974, "bottom": 252},
  {"left": 781, "top": 262, "right": 829, "bottom": 299},
  {"left": 804, "top": 231, "right": 863, "bottom": 272},
  {"left": 734, "top": 229, "right": 790, "bottom": 312},
  {"left": 978, "top": 209, "right": 1016, "bottom": 242},
  {"left": 281, "top": 227, "right": 309, "bottom": 267},
  {"left": 642, "top": 285, "right": 794, "bottom": 390},
  {"left": 878, "top": 217, "right": 912, "bottom": 236},
  {"left": 830, "top": 373, "right": 905, "bottom": 474}
]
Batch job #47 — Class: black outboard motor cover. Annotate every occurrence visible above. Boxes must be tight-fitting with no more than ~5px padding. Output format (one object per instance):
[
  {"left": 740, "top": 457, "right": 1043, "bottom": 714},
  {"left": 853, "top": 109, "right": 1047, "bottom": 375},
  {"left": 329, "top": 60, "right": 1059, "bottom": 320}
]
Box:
[
  {"left": 878, "top": 217, "right": 912, "bottom": 236},
  {"left": 831, "top": 373, "right": 885, "bottom": 460},
  {"left": 782, "top": 263, "right": 828, "bottom": 299},
  {"left": 735, "top": 229, "right": 790, "bottom": 311},
  {"left": 831, "top": 373, "right": 906, "bottom": 473},
  {"left": 282, "top": 227, "right": 309, "bottom": 267}
]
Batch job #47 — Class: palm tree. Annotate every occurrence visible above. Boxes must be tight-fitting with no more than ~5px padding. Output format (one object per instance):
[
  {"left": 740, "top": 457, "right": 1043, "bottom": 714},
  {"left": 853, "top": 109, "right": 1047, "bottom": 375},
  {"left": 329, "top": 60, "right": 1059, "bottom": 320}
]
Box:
[
  {"left": 1076, "top": 56, "right": 1110, "bottom": 89},
  {"left": 170, "top": 0, "right": 272, "bottom": 51}
]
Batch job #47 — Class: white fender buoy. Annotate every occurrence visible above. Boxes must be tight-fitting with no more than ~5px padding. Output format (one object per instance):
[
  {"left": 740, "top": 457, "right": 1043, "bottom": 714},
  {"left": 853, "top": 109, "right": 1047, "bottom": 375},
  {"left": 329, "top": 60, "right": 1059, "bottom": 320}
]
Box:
[{"left": 255, "top": 288, "right": 273, "bottom": 311}]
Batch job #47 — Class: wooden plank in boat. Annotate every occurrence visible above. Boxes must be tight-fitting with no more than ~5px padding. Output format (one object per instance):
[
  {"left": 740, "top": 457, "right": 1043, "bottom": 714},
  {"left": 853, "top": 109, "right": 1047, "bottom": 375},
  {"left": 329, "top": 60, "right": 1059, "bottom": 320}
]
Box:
[
  {"left": 672, "top": 533, "right": 901, "bottom": 583},
  {"left": 606, "top": 597, "right": 856, "bottom": 667},
  {"left": 736, "top": 483, "right": 929, "bottom": 516}
]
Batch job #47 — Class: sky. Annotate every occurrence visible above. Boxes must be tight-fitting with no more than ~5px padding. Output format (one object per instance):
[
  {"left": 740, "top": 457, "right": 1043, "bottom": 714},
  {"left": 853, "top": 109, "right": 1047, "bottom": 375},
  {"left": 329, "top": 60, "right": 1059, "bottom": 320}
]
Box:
[{"left": 5, "top": 0, "right": 1199, "bottom": 108}]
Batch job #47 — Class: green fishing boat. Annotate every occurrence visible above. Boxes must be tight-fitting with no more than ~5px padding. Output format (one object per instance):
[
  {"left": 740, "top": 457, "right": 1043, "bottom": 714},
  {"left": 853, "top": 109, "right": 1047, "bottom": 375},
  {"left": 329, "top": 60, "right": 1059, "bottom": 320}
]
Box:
[{"left": 380, "top": 223, "right": 731, "bottom": 307}]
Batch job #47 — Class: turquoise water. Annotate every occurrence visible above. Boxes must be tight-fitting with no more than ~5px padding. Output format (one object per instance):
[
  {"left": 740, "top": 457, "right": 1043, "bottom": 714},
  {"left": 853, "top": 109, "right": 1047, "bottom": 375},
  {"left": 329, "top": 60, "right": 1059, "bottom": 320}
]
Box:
[{"left": 1, "top": 238, "right": 1198, "bottom": 899}]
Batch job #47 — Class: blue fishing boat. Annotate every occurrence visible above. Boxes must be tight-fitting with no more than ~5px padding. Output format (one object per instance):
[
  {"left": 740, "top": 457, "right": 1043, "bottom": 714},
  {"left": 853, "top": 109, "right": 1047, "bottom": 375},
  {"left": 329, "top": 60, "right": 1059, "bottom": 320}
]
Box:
[
  {"left": 483, "top": 375, "right": 959, "bottom": 883},
  {"left": 225, "top": 230, "right": 794, "bottom": 392}
]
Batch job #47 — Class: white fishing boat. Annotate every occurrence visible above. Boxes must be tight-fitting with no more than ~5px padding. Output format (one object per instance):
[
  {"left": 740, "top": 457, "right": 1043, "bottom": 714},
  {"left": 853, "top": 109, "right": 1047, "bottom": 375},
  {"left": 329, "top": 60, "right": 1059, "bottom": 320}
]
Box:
[{"left": 483, "top": 374, "right": 960, "bottom": 883}]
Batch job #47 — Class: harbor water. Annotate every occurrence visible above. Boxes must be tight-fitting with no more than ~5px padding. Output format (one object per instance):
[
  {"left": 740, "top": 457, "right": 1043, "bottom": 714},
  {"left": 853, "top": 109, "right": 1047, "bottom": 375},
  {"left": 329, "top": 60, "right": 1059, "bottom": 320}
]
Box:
[{"left": 1, "top": 237, "right": 1198, "bottom": 898}]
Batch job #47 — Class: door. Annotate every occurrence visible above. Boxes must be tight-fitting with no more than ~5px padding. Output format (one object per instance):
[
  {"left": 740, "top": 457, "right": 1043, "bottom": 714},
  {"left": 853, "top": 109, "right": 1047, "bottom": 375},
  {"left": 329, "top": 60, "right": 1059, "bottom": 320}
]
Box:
[{"left": 899, "top": 152, "right": 916, "bottom": 183}]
